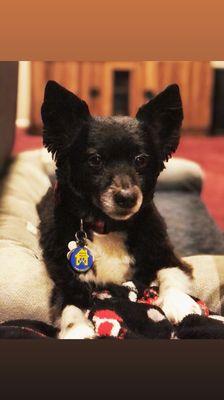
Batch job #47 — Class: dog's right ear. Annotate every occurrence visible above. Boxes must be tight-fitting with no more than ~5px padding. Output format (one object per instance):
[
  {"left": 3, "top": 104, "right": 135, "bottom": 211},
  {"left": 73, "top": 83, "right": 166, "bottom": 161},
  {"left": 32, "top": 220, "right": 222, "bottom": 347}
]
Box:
[
  {"left": 136, "top": 84, "right": 183, "bottom": 161},
  {"left": 41, "top": 81, "right": 91, "bottom": 160}
]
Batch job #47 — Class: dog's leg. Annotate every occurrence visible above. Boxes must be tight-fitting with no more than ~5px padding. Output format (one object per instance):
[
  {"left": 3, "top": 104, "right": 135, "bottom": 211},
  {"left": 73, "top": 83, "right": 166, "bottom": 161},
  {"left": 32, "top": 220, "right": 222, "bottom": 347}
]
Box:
[
  {"left": 58, "top": 305, "right": 95, "bottom": 339},
  {"left": 155, "top": 267, "right": 201, "bottom": 324}
]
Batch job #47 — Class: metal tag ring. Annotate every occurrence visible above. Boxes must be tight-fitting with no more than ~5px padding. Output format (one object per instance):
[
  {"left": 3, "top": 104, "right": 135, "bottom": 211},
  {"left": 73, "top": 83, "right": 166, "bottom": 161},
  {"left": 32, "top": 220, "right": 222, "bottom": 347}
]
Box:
[{"left": 75, "top": 230, "right": 87, "bottom": 243}]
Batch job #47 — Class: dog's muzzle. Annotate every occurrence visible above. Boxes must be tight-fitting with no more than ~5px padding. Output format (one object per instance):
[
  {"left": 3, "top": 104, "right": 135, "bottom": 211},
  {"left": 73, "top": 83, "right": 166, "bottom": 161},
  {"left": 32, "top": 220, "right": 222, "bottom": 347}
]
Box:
[{"left": 100, "top": 183, "right": 143, "bottom": 220}]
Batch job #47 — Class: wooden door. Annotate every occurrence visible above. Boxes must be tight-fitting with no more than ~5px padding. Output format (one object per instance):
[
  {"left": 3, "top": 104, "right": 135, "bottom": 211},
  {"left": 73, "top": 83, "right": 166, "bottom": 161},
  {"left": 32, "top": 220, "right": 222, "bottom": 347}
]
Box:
[{"left": 30, "top": 61, "right": 214, "bottom": 133}]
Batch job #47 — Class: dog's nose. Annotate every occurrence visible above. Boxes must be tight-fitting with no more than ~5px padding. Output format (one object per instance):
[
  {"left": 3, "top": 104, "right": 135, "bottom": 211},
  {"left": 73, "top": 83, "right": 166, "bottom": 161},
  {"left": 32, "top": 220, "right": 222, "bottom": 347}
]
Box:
[{"left": 114, "top": 190, "right": 138, "bottom": 209}]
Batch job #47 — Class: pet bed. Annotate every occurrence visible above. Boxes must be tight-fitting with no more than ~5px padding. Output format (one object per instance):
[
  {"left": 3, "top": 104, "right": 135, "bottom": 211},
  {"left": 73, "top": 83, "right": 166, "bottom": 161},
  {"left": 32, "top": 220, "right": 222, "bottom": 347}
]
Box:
[{"left": 0, "top": 149, "right": 224, "bottom": 337}]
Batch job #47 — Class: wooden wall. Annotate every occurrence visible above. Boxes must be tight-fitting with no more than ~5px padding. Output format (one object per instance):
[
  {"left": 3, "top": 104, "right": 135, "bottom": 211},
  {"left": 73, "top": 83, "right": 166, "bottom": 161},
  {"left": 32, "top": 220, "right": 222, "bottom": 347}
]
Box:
[{"left": 30, "top": 61, "right": 214, "bottom": 133}]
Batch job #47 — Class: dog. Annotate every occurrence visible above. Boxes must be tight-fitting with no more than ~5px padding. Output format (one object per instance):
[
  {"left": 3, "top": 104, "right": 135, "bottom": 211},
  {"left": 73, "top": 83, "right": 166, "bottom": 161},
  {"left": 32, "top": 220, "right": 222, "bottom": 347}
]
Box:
[{"left": 38, "top": 80, "right": 201, "bottom": 339}]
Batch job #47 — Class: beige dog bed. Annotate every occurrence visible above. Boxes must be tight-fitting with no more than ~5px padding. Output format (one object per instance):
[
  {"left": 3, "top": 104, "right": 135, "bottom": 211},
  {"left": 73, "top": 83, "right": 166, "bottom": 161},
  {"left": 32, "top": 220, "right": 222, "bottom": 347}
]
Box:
[{"left": 0, "top": 149, "right": 223, "bottom": 322}]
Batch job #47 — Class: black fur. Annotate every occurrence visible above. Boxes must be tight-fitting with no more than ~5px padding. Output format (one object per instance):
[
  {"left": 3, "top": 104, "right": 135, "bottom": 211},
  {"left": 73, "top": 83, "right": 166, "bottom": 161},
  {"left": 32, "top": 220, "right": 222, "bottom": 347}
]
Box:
[{"left": 38, "top": 81, "right": 191, "bottom": 322}]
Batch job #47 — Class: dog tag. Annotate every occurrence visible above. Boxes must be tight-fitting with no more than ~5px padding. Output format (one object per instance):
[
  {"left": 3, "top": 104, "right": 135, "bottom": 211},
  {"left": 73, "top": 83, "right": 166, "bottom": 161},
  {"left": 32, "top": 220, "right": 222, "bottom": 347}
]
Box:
[
  {"left": 69, "top": 246, "right": 94, "bottom": 272},
  {"left": 68, "top": 219, "right": 94, "bottom": 273}
]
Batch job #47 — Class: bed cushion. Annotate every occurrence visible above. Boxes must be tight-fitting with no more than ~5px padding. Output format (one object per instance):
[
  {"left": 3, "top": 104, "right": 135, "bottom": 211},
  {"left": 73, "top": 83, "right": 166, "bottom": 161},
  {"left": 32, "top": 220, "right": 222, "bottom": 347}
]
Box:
[
  {"left": 156, "top": 157, "right": 204, "bottom": 193},
  {"left": 0, "top": 149, "right": 53, "bottom": 322}
]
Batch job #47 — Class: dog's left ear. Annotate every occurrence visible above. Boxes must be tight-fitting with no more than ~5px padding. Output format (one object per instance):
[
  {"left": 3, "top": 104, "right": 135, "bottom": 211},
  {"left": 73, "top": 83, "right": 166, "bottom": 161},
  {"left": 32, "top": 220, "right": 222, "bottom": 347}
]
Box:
[
  {"left": 41, "top": 81, "right": 91, "bottom": 160},
  {"left": 136, "top": 84, "right": 183, "bottom": 160}
]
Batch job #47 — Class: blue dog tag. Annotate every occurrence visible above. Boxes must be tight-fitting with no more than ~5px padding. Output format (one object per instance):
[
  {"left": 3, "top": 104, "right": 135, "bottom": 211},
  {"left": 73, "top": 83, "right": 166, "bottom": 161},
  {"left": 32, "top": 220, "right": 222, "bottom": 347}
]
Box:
[{"left": 69, "top": 246, "right": 94, "bottom": 273}]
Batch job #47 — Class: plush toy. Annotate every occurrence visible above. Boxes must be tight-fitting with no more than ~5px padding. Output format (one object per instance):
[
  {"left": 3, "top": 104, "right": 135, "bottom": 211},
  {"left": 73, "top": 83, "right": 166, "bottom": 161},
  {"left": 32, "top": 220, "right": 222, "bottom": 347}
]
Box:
[{"left": 87, "top": 281, "right": 224, "bottom": 339}]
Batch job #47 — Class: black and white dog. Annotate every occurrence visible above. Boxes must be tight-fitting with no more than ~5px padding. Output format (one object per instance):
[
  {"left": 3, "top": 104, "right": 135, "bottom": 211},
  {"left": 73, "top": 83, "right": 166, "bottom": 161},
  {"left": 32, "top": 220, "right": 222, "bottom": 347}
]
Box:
[{"left": 39, "top": 81, "right": 201, "bottom": 339}]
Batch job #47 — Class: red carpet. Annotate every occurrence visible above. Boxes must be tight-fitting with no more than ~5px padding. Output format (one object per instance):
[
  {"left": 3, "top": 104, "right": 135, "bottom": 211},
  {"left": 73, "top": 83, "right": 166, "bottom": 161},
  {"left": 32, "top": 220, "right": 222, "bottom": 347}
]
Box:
[
  {"left": 176, "top": 135, "right": 224, "bottom": 230},
  {"left": 13, "top": 129, "right": 224, "bottom": 230}
]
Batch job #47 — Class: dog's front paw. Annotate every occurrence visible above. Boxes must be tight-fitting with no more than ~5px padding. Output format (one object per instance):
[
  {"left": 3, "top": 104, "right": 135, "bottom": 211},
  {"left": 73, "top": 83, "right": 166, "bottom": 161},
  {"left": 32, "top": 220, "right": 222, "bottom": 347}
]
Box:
[
  {"left": 58, "top": 305, "right": 96, "bottom": 340},
  {"left": 156, "top": 288, "right": 202, "bottom": 324},
  {"left": 58, "top": 321, "right": 96, "bottom": 340}
]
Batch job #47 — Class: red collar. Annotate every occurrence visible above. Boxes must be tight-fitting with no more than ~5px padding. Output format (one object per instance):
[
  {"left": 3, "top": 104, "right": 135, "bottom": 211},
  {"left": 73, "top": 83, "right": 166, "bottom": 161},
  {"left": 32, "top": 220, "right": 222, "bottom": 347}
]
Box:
[{"left": 87, "top": 219, "right": 106, "bottom": 234}]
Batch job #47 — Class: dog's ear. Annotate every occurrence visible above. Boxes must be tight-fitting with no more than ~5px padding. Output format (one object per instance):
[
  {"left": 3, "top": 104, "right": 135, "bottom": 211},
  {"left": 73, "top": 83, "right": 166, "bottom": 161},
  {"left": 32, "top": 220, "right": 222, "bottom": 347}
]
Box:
[
  {"left": 136, "top": 84, "right": 183, "bottom": 160},
  {"left": 41, "top": 81, "right": 91, "bottom": 160}
]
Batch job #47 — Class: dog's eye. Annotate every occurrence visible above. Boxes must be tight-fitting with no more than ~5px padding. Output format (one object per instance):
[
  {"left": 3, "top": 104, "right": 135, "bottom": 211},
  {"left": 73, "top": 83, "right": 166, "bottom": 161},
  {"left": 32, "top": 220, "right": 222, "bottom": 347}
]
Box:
[
  {"left": 134, "top": 154, "right": 149, "bottom": 170},
  {"left": 88, "top": 153, "right": 102, "bottom": 168}
]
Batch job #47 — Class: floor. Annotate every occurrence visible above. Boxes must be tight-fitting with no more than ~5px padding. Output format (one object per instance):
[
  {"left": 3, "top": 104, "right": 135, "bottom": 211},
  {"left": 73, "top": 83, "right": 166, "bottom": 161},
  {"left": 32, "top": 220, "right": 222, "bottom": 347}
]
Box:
[{"left": 13, "top": 129, "right": 224, "bottom": 230}]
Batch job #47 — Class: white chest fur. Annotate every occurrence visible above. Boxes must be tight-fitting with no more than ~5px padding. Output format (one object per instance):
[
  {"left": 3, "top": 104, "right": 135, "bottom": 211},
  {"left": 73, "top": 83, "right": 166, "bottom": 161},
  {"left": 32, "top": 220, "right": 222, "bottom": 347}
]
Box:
[{"left": 79, "top": 231, "right": 134, "bottom": 285}]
